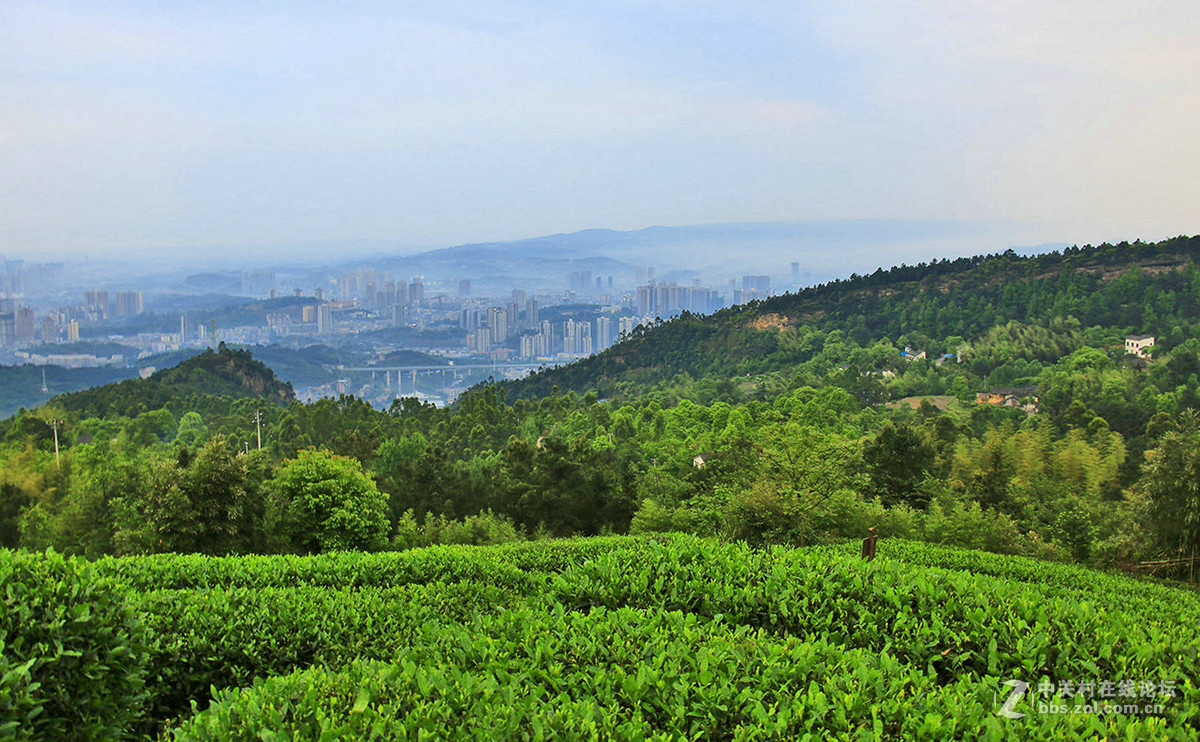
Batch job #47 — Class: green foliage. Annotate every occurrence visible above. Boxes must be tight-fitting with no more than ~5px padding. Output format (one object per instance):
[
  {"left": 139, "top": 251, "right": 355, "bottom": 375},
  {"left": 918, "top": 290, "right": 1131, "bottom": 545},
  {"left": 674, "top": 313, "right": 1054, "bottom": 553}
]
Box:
[
  {"left": 864, "top": 421, "right": 936, "bottom": 507},
  {"left": 52, "top": 345, "right": 293, "bottom": 420},
  {"left": 1140, "top": 412, "right": 1200, "bottom": 556},
  {"left": 392, "top": 509, "right": 523, "bottom": 549},
  {"left": 141, "top": 535, "right": 1199, "bottom": 740},
  {"left": 270, "top": 449, "right": 390, "bottom": 552},
  {"left": 110, "top": 437, "right": 262, "bottom": 556},
  {"left": 136, "top": 581, "right": 522, "bottom": 725},
  {"left": 505, "top": 236, "right": 1200, "bottom": 402},
  {"left": 0, "top": 549, "right": 149, "bottom": 741}
]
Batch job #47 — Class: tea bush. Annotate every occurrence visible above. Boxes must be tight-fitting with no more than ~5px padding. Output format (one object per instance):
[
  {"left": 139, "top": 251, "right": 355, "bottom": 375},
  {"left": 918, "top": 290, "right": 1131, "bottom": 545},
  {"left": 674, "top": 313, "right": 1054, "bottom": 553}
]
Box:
[{"left": 0, "top": 549, "right": 149, "bottom": 741}]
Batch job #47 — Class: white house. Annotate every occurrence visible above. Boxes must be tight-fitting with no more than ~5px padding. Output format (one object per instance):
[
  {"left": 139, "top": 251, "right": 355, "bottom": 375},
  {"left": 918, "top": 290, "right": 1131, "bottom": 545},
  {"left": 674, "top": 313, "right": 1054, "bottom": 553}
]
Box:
[{"left": 1124, "top": 334, "right": 1155, "bottom": 359}]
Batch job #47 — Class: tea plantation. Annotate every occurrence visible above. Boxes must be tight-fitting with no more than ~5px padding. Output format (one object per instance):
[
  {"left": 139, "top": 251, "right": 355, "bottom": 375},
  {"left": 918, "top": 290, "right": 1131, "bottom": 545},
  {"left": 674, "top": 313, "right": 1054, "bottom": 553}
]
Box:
[{"left": 2, "top": 536, "right": 1197, "bottom": 740}]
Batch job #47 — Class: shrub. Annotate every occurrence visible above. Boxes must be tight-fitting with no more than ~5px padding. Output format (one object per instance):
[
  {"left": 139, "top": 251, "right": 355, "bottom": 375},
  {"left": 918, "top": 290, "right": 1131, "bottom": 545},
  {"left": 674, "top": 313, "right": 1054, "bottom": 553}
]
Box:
[
  {"left": 424, "top": 510, "right": 523, "bottom": 546},
  {"left": 0, "top": 549, "right": 149, "bottom": 741},
  {"left": 723, "top": 482, "right": 809, "bottom": 546},
  {"left": 269, "top": 449, "right": 390, "bottom": 552},
  {"left": 920, "top": 497, "right": 1023, "bottom": 553},
  {"left": 628, "top": 498, "right": 696, "bottom": 534}
]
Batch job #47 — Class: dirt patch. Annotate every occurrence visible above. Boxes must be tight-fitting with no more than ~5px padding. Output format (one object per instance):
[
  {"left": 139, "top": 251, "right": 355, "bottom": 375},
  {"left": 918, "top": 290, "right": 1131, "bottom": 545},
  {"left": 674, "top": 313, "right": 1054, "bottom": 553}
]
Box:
[
  {"left": 747, "top": 313, "right": 789, "bottom": 331},
  {"left": 887, "top": 395, "right": 955, "bottom": 412}
]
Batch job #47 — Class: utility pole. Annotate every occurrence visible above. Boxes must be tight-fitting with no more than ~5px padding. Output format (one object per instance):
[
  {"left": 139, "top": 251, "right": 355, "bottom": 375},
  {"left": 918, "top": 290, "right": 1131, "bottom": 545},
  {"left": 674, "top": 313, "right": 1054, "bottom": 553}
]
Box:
[
  {"left": 251, "top": 410, "right": 263, "bottom": 450},
  {"left": 50, "top": 418, "right": 62, "bottom": 470}
]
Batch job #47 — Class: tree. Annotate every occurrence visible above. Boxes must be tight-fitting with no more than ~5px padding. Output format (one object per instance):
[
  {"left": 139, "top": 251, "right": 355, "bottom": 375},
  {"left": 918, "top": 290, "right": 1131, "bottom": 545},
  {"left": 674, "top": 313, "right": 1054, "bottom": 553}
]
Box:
[
  {"left": 270, "top": 449, "right": 389, "bottom": 552},
  {"left": 110, "top": 436, "right": 255, "bottom": 555},
  {"left": 1141, "top": 412, "right": 1200, "bottom": 558},
  {"left": 864, "top": 422, "right": 936, "bottom": 508}
]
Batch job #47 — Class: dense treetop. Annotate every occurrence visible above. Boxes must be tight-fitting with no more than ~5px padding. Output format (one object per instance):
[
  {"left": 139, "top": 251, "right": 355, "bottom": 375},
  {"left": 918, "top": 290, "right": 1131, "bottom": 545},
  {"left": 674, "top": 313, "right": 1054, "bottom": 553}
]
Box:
[{"left": 49, "top": 344, "right": 294, "bottom": 420}]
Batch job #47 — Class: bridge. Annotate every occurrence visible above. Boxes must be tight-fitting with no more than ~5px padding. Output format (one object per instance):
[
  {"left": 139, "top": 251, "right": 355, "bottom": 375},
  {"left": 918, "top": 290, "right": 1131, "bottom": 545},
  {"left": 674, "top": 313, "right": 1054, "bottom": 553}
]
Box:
[
  {"left": 334, "top": 362, "right": 555, "bottom": 398},
  {"left": 337, "top": 363, "right": 548, "bottom": 373}
]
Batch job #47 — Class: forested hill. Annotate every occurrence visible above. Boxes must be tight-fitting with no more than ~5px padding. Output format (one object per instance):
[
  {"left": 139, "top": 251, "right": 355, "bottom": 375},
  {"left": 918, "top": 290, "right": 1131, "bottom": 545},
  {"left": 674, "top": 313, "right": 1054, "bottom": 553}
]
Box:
[
  {"left": 50, "top": 344, "right": 294, "bottom": 419},
  {"left": 504, "top": 235, "right": 1200, "bottom": 401}
]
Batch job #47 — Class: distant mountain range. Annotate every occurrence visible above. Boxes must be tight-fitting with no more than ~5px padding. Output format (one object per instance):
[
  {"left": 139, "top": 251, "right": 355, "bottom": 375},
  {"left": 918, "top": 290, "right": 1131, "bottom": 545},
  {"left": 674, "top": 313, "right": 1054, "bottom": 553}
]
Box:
[
  {"left": 158, "top": 219, "right": 1056, "bottom": 298},
  {"left": 316, "top": 218, "right": 1055, "bottom": 296}
]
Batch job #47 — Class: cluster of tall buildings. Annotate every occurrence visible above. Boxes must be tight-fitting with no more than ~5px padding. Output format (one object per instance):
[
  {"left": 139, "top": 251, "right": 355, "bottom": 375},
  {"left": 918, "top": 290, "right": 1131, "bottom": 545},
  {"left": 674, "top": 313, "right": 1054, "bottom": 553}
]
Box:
[
  {"left": 0, "top": 259, "right": 64, "bottom": 300},
  {"left": 463, "top": 296, "right": 540, "bottom": 352},
  {"left": 635, "top": 283, "right": 722, "bottom": 316},
  {"left": 629, "top": 274, "right": 775, "bottom": 319},
  {"left": 516, "top": 315, "right": 624, "bottom": 359},
  {"left": 83, "top": 290, "right": 144, "bottom": 319},
  {"left": 334, "top": 270, "right": 424, "bottom": 309},
  {"left": 0, "top": 287, "right": 144, "bottom": 348}
]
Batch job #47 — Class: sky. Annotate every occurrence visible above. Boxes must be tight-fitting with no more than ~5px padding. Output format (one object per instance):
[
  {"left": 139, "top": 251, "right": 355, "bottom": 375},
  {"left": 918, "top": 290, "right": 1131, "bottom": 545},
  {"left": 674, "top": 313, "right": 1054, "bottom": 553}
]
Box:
[{"left": 1, "top": 0, "right": 1197, "bottom": 260}]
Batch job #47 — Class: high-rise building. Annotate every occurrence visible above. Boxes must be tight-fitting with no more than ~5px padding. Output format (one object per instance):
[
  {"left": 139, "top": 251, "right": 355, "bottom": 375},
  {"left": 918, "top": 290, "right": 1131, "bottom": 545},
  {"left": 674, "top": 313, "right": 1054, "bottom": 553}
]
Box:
[
  {"left": 180, "top": 315, "right": 200, "bottom": 342},
  {"left": 113, "top": 291, "right": 143, "bottom": 316},
  {"left": 409, "top": 281, "right": 424, "bottom": 304},
  {"left": 596, "top": 316, "right": 614, "bottom": 350},
  {"left": 15, "top": 307, "right": 35, "bottom": 341},
  {"left": 84, "top": 290, "right": 110, "bottom": 317},
  {"left": 316, "top": 303, "right": 334, "bottom": 334},
  {"left": 66, "top": 319, "right": 80, "bottom": 342},
  {"left": 468, "top": 326, "right": 494, "bottom": 351},
  {"left": 519, "top": 330, "right": 551, "bottom": 359},
  {"left": 525, "top": 298, "right": 539, "bottom": 328},
  {"left": 568, "top": 270, "right": 593, "bottom": 293},
  {"left": 39, "top": 316, "right": 57, "bottom": 342},
  {"left": 458, "top": 279, "right": 471, "bottom": 297},
  {"left": 505, "top": 301, "right": 519, "bottom": 331},
  {"left": 791, "top": 262, "right": 800, "bottom": 281},
  {"left": 460, "top": 308, "right": 482, "bottom": 332},
  {"left": 0, "top": 312, "right": 14, "bottom": 347},
  {"left": 636, "top": 283, "right": 720, "bottom": 317},
  {"left": 487, "top": 307, "right": 508, "bottom": 340},
  {"left": 241, "top": 271, "right": 275, "bottom": 296},
  {"left": 391, "top": 305, "right": 408, "bottom": 327},
  {"left": 742, "top": 275, "right": 770, "bottom": 293},
  {"left": 562, "top": 319, "right": 593, "bottom": 355}
]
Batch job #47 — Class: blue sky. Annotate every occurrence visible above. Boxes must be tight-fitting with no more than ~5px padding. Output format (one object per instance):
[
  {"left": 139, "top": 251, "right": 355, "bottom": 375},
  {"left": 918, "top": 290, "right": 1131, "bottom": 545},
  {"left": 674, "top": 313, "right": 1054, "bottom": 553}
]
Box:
[{"left": 1, "top": 1, "right": 1197, "bottom": 259}]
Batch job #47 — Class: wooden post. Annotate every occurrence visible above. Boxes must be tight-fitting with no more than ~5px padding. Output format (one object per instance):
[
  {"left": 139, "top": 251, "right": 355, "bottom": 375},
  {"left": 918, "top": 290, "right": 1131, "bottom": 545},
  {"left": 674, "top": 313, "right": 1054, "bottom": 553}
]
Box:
[{"left": 861, "top": 527, "right": 878, "bottom": 561}]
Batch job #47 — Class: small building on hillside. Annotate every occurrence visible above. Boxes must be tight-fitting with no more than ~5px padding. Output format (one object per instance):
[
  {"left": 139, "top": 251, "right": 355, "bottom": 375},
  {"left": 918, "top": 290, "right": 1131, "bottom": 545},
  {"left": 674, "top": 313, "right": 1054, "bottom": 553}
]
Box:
[
  {"left": 692, "top": 452, "right": 716, "bottom": 469},
  {"left": 1125, "top": 334, "right": 1155, "bottom": 359},
  {"left": 976, "top": 385, "right": 1039, "bottom": 411}
]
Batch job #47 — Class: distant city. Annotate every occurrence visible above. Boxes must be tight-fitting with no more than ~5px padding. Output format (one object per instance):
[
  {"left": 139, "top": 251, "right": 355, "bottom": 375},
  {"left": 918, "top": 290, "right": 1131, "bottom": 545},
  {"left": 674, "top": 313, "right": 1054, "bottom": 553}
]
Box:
[{"left": 0, "top": 254, "right": 802, "bottom": 407}]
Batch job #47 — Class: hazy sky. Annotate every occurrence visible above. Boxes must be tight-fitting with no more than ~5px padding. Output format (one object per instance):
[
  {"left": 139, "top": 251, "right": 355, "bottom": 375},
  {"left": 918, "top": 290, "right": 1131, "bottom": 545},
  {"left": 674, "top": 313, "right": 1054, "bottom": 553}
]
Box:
[{"left": 1, "top": 1, "right": 1197, "bottom": 259}]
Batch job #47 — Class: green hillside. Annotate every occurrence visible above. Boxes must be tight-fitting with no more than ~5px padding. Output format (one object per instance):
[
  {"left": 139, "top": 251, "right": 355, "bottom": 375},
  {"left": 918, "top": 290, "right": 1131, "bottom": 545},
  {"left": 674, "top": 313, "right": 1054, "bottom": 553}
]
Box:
[
  {"left": 505, "top": 235, "right": 1200, "bottom": 401},
  {"left": 51, "top": 344, "right": 294, "bottom": 419}
]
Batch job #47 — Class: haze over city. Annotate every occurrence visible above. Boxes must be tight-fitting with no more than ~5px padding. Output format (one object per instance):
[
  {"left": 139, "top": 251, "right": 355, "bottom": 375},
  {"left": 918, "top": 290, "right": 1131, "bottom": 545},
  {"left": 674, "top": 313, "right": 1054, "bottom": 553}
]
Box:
[{"left": 2, "top": 0, "right": 1198, "bottom": 261}]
